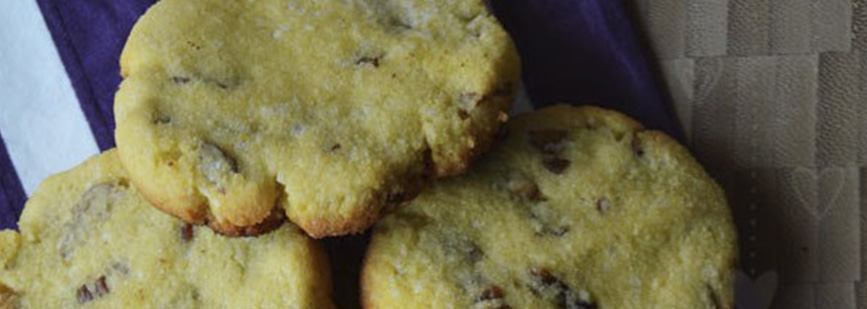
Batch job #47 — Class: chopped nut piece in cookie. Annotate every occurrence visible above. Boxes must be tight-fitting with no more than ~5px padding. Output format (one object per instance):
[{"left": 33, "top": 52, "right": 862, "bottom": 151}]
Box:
[
  {"left": 355, "top": 55, "right": 381, "bottom": 67},
  {"left": 527, "top": 203, "right": 569, "bottom": 237},
  {"left": 110, "top": 262, "right": 130, "bottom": 276},
  {"left": 180, "top": 224, "right": 194, "bottom": 243},
  {"left": 441, "top": 236, "right": 484, "bottom": 264},
  {"left": 458, "top": 109, "right": 471, "bottom": 120},
  {"left": 474, "top": 285, "right": 511, "bottom": 309},
  {"left": 528, "top": 129, "right": 571, "bottom": 174},
  {"left": 505, "top": 176, "right": 545, "bottom": 202},
  {"left": 171, "top": 76, "right": 190, "bottom": 84},
  {"left": 59, "top": 183, "right": 125, "bottom": 261},
  {"left": 542, "top": 158, "right": 570, "bottom": 174},
  {"left": 76, "top": 285, "right": 92, "bottom": 304},
  {"left": 328, "top": 144, "right": 342, "bottom": 153},
  {"left": 198, "top": 143, "right": 238, "bottom": 187},
  {"left": 529, "top": 268, "right": 597, "bottom": 309},
  {"left": 477, "top": 285, "right": 504, "bottom": 302},
  {"left": 153, "top": 114, "right": 172, "bottom": 125},
  {"left": 596, "top": 198, "right": 609, "bottom": 213},
  {"left": 528, "top": 130, "right": 568, "bottom": 154},
  {"left": 76, "top": 276, "right": 110, "bottom": 304}
]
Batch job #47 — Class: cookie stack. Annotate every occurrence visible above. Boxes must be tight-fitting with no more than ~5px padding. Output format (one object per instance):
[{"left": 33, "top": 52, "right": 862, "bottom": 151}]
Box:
[{"left": 0, "top": 0, "right": 736, "bottom": 308}]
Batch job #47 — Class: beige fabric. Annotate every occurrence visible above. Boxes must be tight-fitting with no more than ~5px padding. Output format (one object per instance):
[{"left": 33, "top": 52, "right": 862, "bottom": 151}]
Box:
[{"left": 631, "top": 0, "right": 866, "bottom": 307}]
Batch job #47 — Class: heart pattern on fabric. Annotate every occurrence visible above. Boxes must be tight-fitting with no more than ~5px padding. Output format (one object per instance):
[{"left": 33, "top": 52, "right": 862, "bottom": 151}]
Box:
[{"left": 788, "top": 167, "right": 845, "bottom": 220}]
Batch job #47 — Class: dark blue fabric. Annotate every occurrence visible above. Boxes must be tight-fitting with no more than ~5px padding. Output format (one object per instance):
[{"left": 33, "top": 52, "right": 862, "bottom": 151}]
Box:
[
  {"left": 0, "top": 133, "right": 26, "bottom": 229},
  {"left": 34, "top": 0, "right": 155, "bottom": 151},
  {"left": 492, "top": 0, "right": 682, "bottom": 140}
]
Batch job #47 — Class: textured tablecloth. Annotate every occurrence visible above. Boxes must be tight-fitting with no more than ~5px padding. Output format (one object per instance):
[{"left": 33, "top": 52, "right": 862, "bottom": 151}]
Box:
[{"left": 631, "top": 0, "right": 867, "bottom": 308}]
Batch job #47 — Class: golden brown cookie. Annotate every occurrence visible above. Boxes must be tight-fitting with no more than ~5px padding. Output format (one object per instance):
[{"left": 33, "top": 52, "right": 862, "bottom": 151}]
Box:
[
  {"left": 114, "top": 0, "right": 520, "bottom": 237},
  {"left": 0, "top": 151, "right": 333, "bottom": 308},
  {"left": 362, "top": 105, "right": 737, "bottom": 308}
]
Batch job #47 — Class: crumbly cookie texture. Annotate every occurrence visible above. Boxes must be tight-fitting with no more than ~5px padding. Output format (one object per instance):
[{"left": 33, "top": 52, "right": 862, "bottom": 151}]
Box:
[
  {"left": 362, "top": 105, "right": 737, "bottom": 308},
  {"left": 0, "top": 151, "right": 332, "bottom": 308},
  {"left": 114, "top": 0, "right": 520, "bottom": 237}
]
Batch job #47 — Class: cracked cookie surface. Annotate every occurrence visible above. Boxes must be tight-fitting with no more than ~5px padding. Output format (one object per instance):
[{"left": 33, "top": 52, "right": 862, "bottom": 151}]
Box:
[
  {"left": 0, "top": 151, "right": 332, "bottom": 308},
  {"left": 114, "top": 0, "right": 520, "bottom": 237},
  {"left": 362, "top": 105, "right": 737, "bottom": 308}
]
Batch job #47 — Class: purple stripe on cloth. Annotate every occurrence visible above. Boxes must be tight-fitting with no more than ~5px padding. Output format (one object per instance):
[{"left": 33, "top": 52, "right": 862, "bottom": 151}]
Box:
[
  {"left": 34, "top": 0, "right": 155, "bottom": 151},
  {"left": 492, "top": 0, "right": 684, "bottom": 141},
  {"left": 0, "top": 133, "right": 26, "bottom": 230}
]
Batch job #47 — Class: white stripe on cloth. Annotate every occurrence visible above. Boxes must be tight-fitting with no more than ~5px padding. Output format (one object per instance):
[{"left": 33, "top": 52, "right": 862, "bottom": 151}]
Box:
[{"left": 0, "top": 0, "right": 99, "bottom": 195}]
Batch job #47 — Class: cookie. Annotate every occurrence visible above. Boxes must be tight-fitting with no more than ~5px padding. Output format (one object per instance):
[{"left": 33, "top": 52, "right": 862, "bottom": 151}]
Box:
[
  {"left": 0, "top": 151, "right": 332, "bottom": 308},
  {"left": 114, "top": 0, "right": 520, "bottom": 237},
  {"left": 362, "top": 105, "right": 737, "bottom": 308}
]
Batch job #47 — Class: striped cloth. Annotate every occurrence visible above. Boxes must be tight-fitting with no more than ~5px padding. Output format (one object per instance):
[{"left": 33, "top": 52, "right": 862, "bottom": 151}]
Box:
[{"left": 0, "top": 0, "right": 679, "bottom": 230}]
